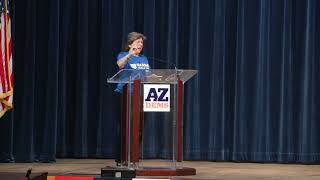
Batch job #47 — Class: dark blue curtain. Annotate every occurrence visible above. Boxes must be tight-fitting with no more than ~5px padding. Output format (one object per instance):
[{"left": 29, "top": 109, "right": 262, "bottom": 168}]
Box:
[{"left": 0, "top": 0, "right": 320, "bottom": 163}]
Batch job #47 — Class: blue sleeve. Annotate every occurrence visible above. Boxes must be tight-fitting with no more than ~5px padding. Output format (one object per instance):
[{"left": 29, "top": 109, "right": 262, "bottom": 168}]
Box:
[{"left": 117, "top": 52, "right": 128, "bottom": 61}]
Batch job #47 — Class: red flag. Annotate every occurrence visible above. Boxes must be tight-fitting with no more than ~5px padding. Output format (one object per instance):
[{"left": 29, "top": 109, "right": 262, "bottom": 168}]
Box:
[{"left": 0, "top": 0, "right": 13, "bottom": 118}]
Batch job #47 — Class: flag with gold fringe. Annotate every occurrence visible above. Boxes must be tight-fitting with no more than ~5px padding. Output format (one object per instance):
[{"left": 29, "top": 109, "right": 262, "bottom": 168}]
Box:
[{"left": 0, "top": 0, "right": 13, "bottom": 118}]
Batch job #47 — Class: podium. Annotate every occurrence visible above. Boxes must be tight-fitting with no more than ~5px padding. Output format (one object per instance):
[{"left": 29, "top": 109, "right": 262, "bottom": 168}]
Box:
[{"left": 107, "top": 69, "right": 197, "bottom": 176}]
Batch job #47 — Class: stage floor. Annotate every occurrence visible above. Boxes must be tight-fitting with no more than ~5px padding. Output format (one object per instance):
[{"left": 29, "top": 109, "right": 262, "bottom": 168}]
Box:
[{"left": 1, "top": 159, "right": 320, "bottom": 179}]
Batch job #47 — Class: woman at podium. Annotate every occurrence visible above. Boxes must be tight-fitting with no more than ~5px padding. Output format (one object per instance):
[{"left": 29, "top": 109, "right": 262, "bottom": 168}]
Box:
[
  {"left": 114, "top": 32, "right": 150, "bottom": 166},
  {"left": 114, "top": 32, "right": 150, "bottom": 93}
]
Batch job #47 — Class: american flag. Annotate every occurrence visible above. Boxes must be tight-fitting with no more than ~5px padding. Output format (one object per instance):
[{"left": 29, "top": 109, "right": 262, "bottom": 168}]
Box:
[{"left": 0, "top": 0, "right": 13, "bottom": 118}]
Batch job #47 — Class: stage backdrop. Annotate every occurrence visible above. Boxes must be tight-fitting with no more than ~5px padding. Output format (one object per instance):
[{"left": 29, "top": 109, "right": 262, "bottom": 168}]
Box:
[{"left": 0, "top": 0, "right": 320, "bottom": 163}]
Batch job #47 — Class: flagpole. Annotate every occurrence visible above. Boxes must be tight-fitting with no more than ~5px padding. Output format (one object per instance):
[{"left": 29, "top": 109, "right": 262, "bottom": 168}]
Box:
[{"left": 5, "top": 0, "right": 7, "bottom": 12}]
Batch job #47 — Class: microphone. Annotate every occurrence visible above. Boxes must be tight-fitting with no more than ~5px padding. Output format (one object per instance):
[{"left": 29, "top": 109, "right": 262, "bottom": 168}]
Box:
[
  {"left": 146, "top": 56, "right": 181, "bottom": 80},
  {"left": 146, "top": 56, "right": 177, "bottom": 70}
]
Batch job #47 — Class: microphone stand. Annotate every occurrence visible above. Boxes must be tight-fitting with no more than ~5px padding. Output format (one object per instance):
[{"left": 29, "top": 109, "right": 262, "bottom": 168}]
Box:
[{"left": 146, "top": 56, "right": 180, "bottom": 81}]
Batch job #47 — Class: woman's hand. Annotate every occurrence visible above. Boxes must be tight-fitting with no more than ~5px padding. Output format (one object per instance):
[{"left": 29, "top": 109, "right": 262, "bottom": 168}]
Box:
[
  {"left": 128, "top": 46, "right": 139, "bottom": 56},
  {"left": 117, "top": 48, "right": 137, "bottom": 69}
]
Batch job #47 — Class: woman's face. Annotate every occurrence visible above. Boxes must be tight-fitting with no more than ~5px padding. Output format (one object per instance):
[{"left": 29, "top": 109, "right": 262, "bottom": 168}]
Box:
[{"left": 129, "top": 38, "right": 144, "bottom": 55}]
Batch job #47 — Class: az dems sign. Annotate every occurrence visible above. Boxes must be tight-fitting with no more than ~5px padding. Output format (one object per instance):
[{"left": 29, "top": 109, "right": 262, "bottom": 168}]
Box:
[{"left": 143, "top": 84, "right": 170, "bottom": 112}]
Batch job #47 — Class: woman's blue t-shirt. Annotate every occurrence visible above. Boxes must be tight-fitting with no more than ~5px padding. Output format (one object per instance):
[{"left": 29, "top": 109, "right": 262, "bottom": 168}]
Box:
[{"left": 115, "top": 52, "right": 150, "bottom": 93}]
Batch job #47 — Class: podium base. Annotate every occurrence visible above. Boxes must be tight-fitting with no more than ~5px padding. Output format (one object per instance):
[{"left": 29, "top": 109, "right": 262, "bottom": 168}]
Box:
[
  {"left": 101, "top": 166, "right": 196, "bottom": 177},
  {"left": 136, "top": 167, "right": 196, "bottom": 176}
]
